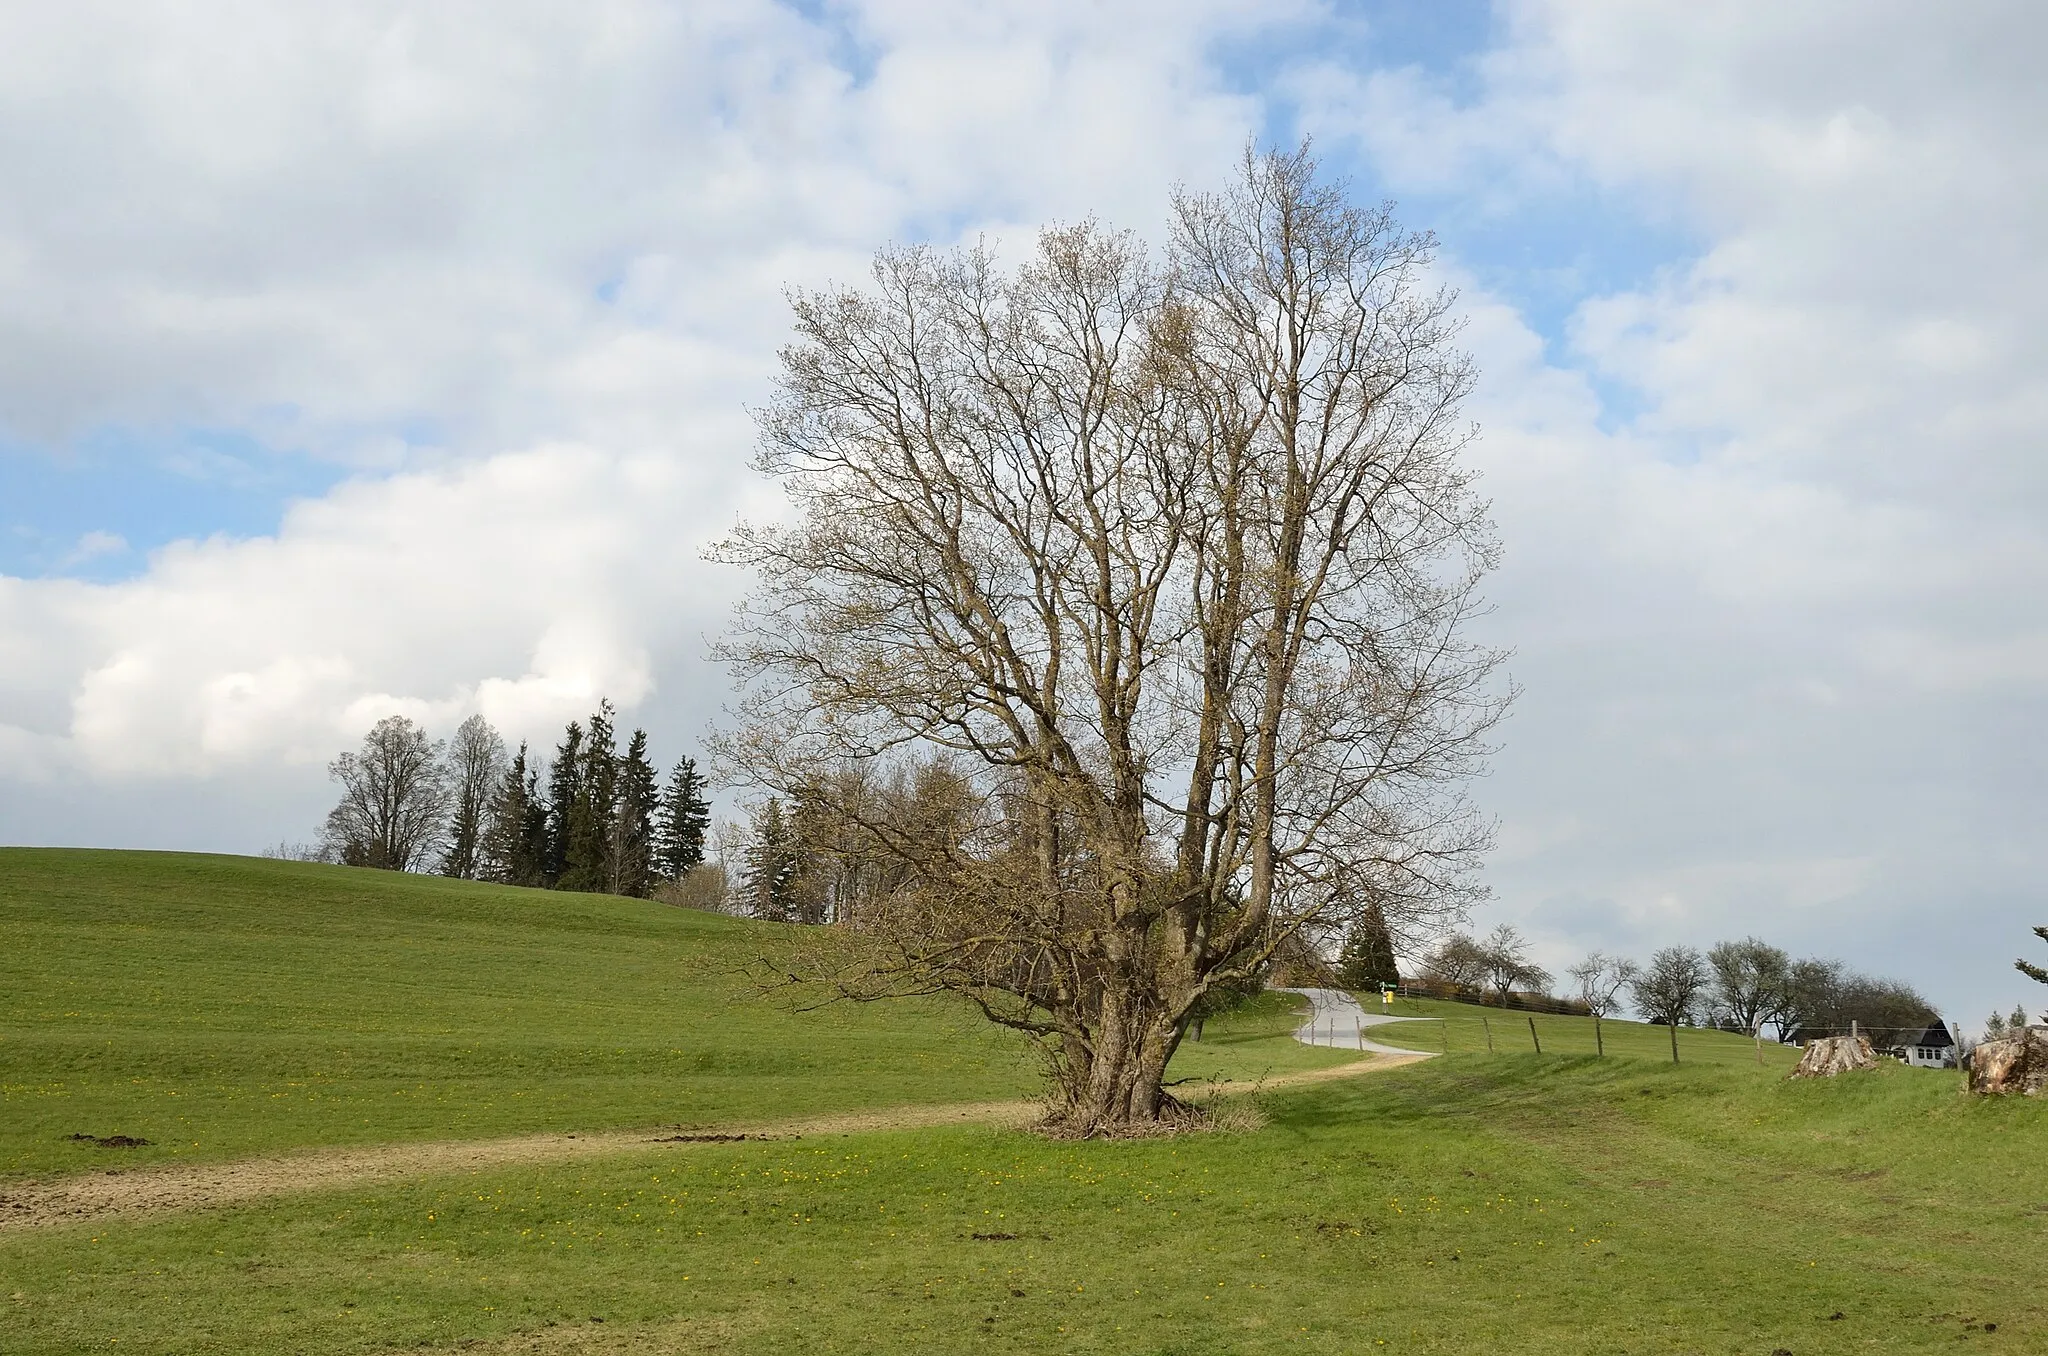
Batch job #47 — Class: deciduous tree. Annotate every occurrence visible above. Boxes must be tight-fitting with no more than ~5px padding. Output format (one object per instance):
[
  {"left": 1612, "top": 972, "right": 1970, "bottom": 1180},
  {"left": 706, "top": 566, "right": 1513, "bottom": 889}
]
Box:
[
  {"left": 716, "top": 145, "right": 1504, "bottom": 1133},
  {"left": 1631, "top": 946, "right": 1709, "bottom": 1028},
  {"left": 322, "top": 715, "right": 449, "bottom": 872},
  {"left": 1706, "top": 937, "right": 1790, "bottom": 1036},
  {"left": 439, "top": 714, "right": 506, "bottom": 880},
  {"left": 1567, "top": 951, "right": 1640, "bottom": 1018},
  {"left": 1477, "top": 924, "right": 1550, "bottom": 1004},
  {"left": 2018, "top": 927, "right": 2048, "bottom": 1021},
  {"left": 1419, "top": 933, "right": 1490, "bottom": 991}
]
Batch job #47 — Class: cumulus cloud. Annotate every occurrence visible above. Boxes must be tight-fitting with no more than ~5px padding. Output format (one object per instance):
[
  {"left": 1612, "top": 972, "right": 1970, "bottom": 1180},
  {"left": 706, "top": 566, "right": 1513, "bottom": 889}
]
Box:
[
  {"left": 0, "top": 0, "right": 1298, "bottom": 831},
  {"left": 1293, "top": 0, "right": 2048, "bottom": 1013},
  {"left": 0, "top": 0, "right": 1282, "bottom": 459},
  {"left": 3, "top": 0, "right": 2043, "bottom": 1022}
]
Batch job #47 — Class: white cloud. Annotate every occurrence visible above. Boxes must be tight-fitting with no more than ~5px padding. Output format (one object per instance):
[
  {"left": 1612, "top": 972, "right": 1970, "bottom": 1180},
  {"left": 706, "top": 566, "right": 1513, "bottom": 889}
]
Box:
[
  {"left": 0, "top": 0, "right": 1282, "bottom": 460},
  {"left": 1292, "top": 1, "right": 2048, "bottom": 1015},
  {"left": 40, "top": 443, "right": 731, "bottom": 779},
  {"left": 0, "top": 0, "right": 1296, "bottom": 829},
  {"left": 3, "top": 0, "right": 2045, "bottom": 1024}
]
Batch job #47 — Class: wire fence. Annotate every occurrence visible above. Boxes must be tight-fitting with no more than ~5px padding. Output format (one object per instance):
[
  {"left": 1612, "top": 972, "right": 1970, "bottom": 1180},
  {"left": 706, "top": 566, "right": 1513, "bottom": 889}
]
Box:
[{"left": 1325, "top": 989, "right": 1969, "bottom": 1069}]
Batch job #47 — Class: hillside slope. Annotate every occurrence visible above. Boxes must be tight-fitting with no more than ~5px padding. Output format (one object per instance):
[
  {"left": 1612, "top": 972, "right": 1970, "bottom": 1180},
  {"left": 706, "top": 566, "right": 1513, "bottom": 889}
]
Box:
[
  {"left": 0, "top": 849, "right": 1359, "bottom": 1182},
  {"left": 0, "top": 849, "right": 1042, "bottom": 1179}
]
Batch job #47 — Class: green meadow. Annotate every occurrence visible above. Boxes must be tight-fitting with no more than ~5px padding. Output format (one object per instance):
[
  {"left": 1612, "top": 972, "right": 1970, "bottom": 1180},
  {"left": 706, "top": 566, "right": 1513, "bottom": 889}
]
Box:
[
  {"left": 3, "top": 849, "right": 2042, "bottom": 1354},
  {"left": 0, "top": 850, "right": 1347, "bottom": 1180}
]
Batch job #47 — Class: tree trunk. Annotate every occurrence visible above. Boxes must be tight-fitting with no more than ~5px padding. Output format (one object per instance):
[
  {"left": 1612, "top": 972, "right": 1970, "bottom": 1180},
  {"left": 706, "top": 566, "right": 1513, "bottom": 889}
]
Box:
[{"left": 1045, "top": 997, "right": 1194, "bottom": 1136}]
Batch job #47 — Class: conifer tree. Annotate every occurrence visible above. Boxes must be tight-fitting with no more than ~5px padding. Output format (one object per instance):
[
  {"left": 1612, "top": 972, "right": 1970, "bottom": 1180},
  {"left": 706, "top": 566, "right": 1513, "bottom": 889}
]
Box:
[
  {"left": 739, "top": 797, "right": 798, "bottom": 921},
  {"left": 655, "top": 756, "right": 711, "bottom": 882},
  {"left": 1336, "top": 902, "right": 1402, "bottom": 991},
  {"left": 610, "top": 728, "right": 659, "bottom": 898},
  {"left": 2020, "top": 926, "right": 2048, "bottom": 1023},
  {"left": 481, "top": 742, "right": 548, "bottom": 887},
  {"left": 545, "top": 720, "right": 584, "bottom": 885},
  {"left": 517, "top": 762, "right": 549, "bottom": 883},
  {"left": 560, "top": 701, "right": 618, "bottom": 892}
]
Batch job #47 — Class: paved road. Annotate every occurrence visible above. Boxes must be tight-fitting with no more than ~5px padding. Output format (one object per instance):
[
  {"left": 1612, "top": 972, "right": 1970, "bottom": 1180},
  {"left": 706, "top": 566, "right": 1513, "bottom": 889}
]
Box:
[{"left": 1274, "top": 986, "right": 1440, "bottom": 1058}]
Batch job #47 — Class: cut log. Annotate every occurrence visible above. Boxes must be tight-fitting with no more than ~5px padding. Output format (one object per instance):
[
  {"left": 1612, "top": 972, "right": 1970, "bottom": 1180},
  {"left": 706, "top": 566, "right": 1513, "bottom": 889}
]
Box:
[
  {"left": 1966, "top": 1027, "right": 2048, "bottom": 1097},
  {"left": 1789, "top": 1034, "right": 1879, "bottom": 1078}
]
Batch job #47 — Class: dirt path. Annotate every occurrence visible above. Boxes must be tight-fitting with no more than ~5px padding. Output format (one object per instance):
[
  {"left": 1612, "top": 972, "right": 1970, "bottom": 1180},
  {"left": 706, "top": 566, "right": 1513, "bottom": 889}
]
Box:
[{"left": 0, "top": 1054, "right": 1421, "bottom": 1234}]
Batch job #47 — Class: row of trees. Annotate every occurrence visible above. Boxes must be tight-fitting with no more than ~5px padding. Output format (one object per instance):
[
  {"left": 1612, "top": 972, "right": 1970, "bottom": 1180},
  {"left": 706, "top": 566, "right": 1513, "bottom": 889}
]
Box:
[
  {"left": 318, "top": 705, "right": 711, "bottom": 898},
  {"left": 723, "top": 760, "right": 983, "bottom": 926},
  {"left": 1406, "top": 928, "right": 1936, "bottom": 1041},
  {"left": 1614, "top": 939, "right": 1935, "bottom": 1042},
  {"left": 1412, "top": 924, "right": 1556, "bottom": 1005}
]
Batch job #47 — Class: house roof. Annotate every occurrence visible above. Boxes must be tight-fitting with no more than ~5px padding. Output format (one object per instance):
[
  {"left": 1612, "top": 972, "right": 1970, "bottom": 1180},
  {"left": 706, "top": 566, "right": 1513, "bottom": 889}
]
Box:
[{"left": 1906, "top": 1020, "right": 1954, "bottom": 1048}]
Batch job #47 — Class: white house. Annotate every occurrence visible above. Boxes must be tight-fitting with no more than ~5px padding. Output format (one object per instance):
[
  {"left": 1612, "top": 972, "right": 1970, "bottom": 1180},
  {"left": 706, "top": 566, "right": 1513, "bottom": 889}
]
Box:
[{"left": 1903, "top": 1020, "right": 1956, "bottom": 1068}]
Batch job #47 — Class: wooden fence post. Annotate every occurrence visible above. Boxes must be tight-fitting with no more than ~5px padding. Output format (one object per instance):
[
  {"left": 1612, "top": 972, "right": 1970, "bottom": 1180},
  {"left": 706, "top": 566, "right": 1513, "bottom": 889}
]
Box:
[
  {"left": 1482, "top": 1016, "right": 1493, "bottom": 1053},
  {"left": 1528, "top": 1016, "right": 1542, "bottom": 1055},
  {"left": 1669, "top": 1021, "right": 1680, "bottom": 1064}
]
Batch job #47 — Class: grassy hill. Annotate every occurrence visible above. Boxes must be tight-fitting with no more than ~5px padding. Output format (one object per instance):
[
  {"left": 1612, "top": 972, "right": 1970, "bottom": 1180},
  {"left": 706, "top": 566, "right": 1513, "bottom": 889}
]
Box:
[
  {"left": 4, "top": 849, "right": 2042, "bottom": 1354},
  {"left": 0, "top": 849, "right": 1352, "bottom": 1181}
]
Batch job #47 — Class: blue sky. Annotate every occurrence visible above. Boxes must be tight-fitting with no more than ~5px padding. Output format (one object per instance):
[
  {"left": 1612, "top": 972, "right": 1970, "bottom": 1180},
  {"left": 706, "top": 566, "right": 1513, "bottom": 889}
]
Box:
[{"left": 0, "top": 428, "right": 343, "bottom": 581}]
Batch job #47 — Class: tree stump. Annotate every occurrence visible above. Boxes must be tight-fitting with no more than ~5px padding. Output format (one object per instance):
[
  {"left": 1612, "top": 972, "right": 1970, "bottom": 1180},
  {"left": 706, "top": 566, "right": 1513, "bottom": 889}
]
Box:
[
  {"left": 1789, "top": 1034, "right": 1878, "bottom": 1078},
  {"left": 1966, "top": 1027, "right": 2048, "bottom": 1096}
]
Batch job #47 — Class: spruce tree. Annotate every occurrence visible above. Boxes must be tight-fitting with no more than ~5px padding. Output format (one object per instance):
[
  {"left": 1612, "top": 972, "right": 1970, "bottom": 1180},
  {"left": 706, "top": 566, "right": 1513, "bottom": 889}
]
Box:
[
  {"left": 544, "top": 721, "right": 584, "bottom": 886},
  {"left": 559, "top": 701, "right": 618, "bottom": 892},
  {"left": 516, "top": 760, "right": 549, "bottom": 885},
  {"left": 482, "top": 742, "right": 552, "bottom": 888},
  {"left": 655, "top": 756, "right": 711, "bottom": 881},
  {"left": 610, "top": 728, "right": 659, "bottom": 897},
  {"left": 479, "top": 742, "right": 529, "bottom": 884},
  {"left": 739, "top": 797, "right": 798, "bottom": 921},
  {"left": 1336, "top": 901, "right": 1401, "bottom": 992}
]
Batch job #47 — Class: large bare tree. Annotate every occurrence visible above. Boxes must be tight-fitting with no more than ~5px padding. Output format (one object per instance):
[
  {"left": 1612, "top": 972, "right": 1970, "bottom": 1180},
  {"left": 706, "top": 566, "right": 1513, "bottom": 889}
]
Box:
[
  {"left": 323, "top": 715, "right": 449, "bottom": 872},
  {"left": 717, "top": 145, "right": 1505, "bottom": 1133}
]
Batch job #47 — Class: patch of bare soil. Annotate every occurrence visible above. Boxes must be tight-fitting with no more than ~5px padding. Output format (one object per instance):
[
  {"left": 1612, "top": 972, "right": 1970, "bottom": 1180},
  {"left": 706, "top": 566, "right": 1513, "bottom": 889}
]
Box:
[{"left": 0, "top": 1053, "right": 1420, "bottom": 1234}]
